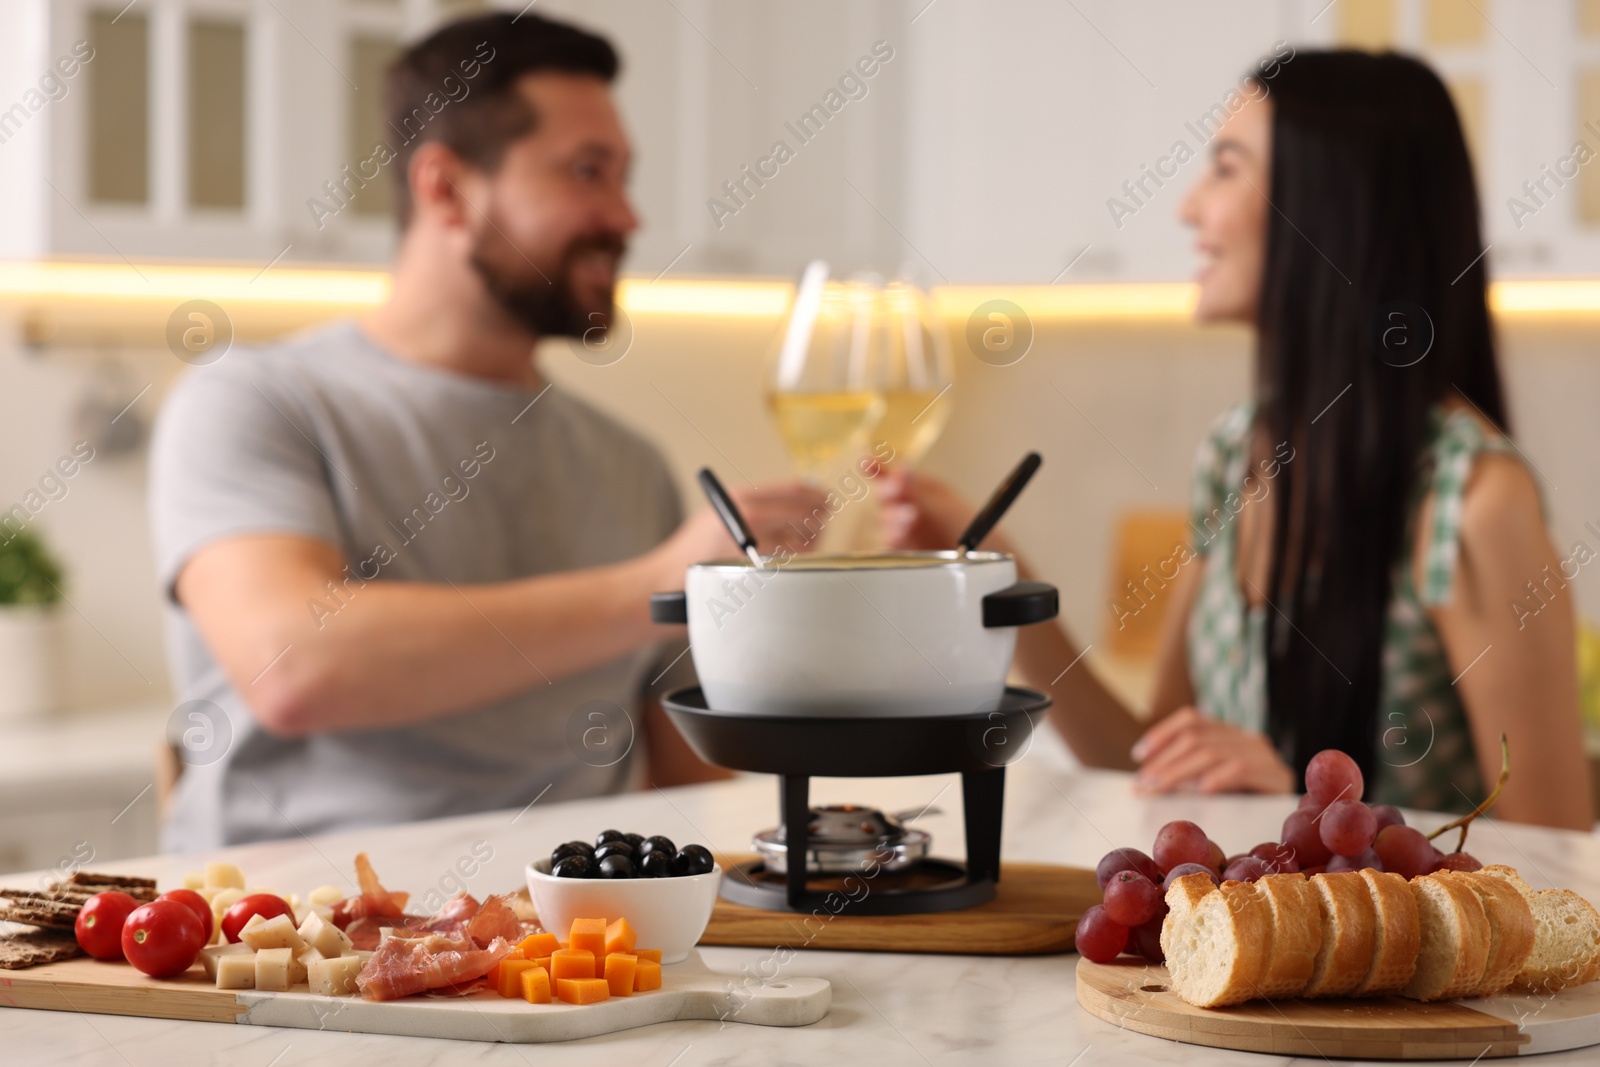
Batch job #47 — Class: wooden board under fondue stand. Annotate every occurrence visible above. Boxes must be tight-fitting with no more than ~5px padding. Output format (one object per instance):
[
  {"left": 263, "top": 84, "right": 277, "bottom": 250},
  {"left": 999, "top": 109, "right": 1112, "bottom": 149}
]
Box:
[
  {"left": 653, "top": 858, "right": 1097, "bottom": 955},
  {"left": 1076, "top": 957, "right": 1600, "bottom": 1060}
]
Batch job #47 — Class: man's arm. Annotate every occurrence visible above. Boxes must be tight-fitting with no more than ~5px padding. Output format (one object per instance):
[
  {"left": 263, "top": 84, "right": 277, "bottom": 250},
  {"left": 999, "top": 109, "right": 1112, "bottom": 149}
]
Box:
[{"left": 177, "top": 484, "right": 823, "bottom": 738}]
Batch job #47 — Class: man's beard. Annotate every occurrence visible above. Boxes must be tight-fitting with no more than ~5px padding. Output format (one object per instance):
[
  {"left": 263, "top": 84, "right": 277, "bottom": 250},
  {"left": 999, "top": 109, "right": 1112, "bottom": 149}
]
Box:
[{"left": 469, "top": 226, "right": 626, "bottom": 340}]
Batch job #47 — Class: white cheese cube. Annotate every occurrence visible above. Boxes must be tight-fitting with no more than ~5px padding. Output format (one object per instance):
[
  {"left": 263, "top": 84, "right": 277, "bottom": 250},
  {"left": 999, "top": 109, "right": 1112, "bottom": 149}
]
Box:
[
  {"left": 200, "top": 943, "right": 252, "bottom": 980},
  {"left": 204, "top": 862, "right": 246, "bottom": 890},
  {"left": 307, "top": 885, "right": 343, "bottom": 907},
  {"left": 240, "top": 913, "right": 304, "bottom": 952},
  {"left": 209, "top": 888, "right": 245, "bottom": 930},
  {"left": 297, "top": 911, "right": 353, "bottom": 958},
  {"left": 311, "top": 903, "right": 335, "bottom": 924},
  {"left": 308, "top": 954, "right": 364, "bottom": 997},
  {"left": 288, "top": 952, "right": 308, "bottom": 987},
  {"left": 182, "top": 871, "right": 205, "bottom": 891},
  {"left": 255, "top": 947, "right": 293, "bottom": 992},
  {"left": 216, "top": 952, "right": 257, "bottom": 989}
]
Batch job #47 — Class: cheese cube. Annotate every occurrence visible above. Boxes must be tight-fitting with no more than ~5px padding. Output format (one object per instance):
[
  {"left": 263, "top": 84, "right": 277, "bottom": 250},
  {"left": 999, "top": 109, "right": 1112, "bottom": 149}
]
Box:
[
  {"left": 634, "top": 948, "right": 662, "bottom": 964},
  {"left": 201, "top": 943, "right": 252, "bottom": 980},
  {"left": 555, "top": 977, "right": 610, "bottom": 1005},
  {"left": 496, "top": 959, "right": 540, "bottom": 998},
  {"left": 550, "top": 948, "right": 594, "bottom": 982},
  {"left": 516, "top": 931, "right": 560, "bottom": 958},
  {"left": 604, "top": 953, "right": 637, "bottom": 997},
  {"left": 520, "top": 966, "right": 552, "bottom": 1004},
  {"left": 204, "top": 862, "right": 246, "bottom": 890},
  {"left": 634, "top": 959, "right": 661, "bottom": 992},
  {"left": 255, "top": 948, "right": 293, "bottom": 992},
  {"left": 603, "top": 918, "right": 637, "bottom": 956},
  {"left": 216, "top": 952, "right": 257, "bottom": 989},
  {"left": 308, "top": 954, "right": 364, "bottom": 997},
  {"left": 182, "top": 871, "right": 205, "bottom": 891},
  {"left": 288, "top": 952, "right": 308, "bottom": 987},
  {"left": 297, "top": 910, "right": 353, "bottom": 958},
  {"left": 567, "top": 918, "right": 606, "bottom": 958},
  {"left": 240, "top": 913, "right": 305, "bottom": 953},
  {"left": 307, "top": 884, "right": 343, "bottom": 907}
]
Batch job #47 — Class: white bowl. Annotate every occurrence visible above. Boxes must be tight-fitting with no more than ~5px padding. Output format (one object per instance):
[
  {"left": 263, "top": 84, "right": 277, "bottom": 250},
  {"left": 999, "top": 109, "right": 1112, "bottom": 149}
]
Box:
[{"left": 525, "top": 859, "right": 721, "bottom": 964}]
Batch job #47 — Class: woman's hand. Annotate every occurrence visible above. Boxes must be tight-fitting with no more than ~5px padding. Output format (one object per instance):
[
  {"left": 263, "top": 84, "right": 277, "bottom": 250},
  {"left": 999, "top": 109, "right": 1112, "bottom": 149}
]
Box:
[
  {"left": 877, "top": 468, "right": 1012, "bottom": 553},
  {"left": 1131, "top": 706, "right": 1294, "bottom": 794}
]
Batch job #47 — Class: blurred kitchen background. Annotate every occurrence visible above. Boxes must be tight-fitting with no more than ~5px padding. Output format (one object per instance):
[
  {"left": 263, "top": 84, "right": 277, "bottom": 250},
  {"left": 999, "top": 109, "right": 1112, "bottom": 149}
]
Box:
[{"left": 4, "top": 0, "right": 1600, "bottom": 867}]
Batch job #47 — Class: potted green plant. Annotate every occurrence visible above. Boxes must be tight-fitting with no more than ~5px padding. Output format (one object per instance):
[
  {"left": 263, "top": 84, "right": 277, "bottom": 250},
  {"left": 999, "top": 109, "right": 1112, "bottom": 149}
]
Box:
[{"left": 0, "top": 527, "right": 67, "bottom": 718}]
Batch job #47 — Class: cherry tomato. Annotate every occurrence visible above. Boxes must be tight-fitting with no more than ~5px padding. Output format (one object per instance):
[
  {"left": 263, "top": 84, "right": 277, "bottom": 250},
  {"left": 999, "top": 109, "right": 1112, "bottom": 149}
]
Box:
[
  {"left": 74, "top": 891, "right": 139, "bottom": 961},
  {"left": 158, "top": 888, "right": 214, "bottom": 945},
  {"left": 121, "top": 899, "right": 206, "bottom": 978},
  {"left": 221, "top": 893, "right": 293, "bottom": 944}
]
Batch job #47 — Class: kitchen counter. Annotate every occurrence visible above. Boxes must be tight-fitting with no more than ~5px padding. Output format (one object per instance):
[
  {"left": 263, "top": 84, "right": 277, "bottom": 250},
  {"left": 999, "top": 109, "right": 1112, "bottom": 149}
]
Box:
[{"left": 4, "top": 761, "right": 1597, "bottom": 1066}]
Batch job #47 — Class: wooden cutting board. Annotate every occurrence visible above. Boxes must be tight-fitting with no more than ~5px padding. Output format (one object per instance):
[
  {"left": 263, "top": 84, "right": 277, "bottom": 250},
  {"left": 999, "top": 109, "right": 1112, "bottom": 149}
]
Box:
[
  {"left": 1076, "top": 957, "right": 1600, "bottom": 1059},
  {"left": 0, "top": 950, "right": 828, "bottom": 1042},
  {"left": 695, "top": 859, "right": 1099, "bottom": 955}
]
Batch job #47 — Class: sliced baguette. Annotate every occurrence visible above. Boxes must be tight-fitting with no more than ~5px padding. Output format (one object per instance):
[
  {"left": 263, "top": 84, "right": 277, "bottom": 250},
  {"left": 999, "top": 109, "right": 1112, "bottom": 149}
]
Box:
[
  {"left": 1480, "top": 864, "right": 1600, "bottom": 994},
  {"left": 1251, "top": 873, "right": 1321, "bottom": 999},
  {"left": 1161, "top": 873, "right": 1273, "bottom": 1008},
  {"left": 1352, "top": 868, "right": 1420, "bottom": 996},
  {"left": 1302, "top": 871, "right": 1377, "bottom": 998},
  {"left": 1438, "top": 871, "right": 1534, "bottom": 997},
  {"left": 1401, "top": 873, "right": 1490, "bottom": 1001}
]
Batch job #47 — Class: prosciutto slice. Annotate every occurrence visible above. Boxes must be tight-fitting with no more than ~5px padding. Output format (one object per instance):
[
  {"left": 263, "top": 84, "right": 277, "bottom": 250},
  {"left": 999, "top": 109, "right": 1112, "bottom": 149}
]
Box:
[
  {"left": 331, "top": 853, "right": 410, "bottom": 929},
  {"left": 465, "top": 894, "right": 522, "bottom": 948},
  {"left": 355, "top": 932, "right": 515, "bottom": 1001}
]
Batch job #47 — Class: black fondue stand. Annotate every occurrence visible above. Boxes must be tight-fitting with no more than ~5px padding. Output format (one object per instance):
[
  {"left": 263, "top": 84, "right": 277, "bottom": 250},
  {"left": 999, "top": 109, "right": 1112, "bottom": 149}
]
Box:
[{"left": 659, "top": 683, "right": 1051, "bottom": 916}]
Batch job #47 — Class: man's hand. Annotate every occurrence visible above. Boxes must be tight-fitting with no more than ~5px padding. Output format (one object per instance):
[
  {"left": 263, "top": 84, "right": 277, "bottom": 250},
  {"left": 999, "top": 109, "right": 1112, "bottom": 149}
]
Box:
[
  {"left": 649, "top": 482, "right": 828, "bottom": 586},
  {"left": 1131, "top": 706, "right": 1294, "bottom": 794}
]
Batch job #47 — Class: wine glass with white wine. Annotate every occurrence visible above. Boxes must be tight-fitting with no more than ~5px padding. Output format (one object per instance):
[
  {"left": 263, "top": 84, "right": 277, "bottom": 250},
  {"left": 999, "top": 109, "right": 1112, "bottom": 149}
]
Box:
[
  {"left": 767, "top": 262, "right": 886, "bottom": 486},
  {"left": 864, "top": 278, "right": 954, "bottom": 470}
]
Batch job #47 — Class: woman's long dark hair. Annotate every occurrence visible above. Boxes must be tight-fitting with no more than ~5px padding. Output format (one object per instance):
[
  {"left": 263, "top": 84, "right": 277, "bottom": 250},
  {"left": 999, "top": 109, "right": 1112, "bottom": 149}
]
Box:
[{"left": 1255, "top": 51, "right": 1508, "bottom": 787}]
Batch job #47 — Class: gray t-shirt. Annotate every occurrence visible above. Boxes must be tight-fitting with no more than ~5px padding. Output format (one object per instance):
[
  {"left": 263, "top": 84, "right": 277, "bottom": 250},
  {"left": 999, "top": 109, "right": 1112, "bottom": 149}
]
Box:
[{"left": 149, "top": 321, "right": 685, "bottom": 851}]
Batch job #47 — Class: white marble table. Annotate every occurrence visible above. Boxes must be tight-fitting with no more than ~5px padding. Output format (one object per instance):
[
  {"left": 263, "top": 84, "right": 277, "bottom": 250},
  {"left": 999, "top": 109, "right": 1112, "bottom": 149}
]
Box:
[{"left": 4, "top": 760, "right": 1597, "bottom": 1066}]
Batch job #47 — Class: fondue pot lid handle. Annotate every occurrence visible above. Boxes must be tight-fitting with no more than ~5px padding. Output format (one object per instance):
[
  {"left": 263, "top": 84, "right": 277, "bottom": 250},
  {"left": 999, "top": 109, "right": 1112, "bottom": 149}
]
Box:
[
  {"left": 981, "top": 580, "right": 1058, "bottom": 627},
  {"left": 650, "top": 591, "right": 688, "bottom": 624}
]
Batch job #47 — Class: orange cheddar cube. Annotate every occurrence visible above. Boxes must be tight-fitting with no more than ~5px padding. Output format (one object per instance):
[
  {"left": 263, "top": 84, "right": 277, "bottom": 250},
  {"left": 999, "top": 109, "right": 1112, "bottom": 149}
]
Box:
[
  {"left": 496, "top": 959, "right": 540, "bottom": 998},
  {"left": 634, "top": 958, "right": 662, "bottom": 992},
  {"left": 519, "top": 965, "right": 552, "bottom": 1004},
  {"left": 533, "top": 955, "right": 553, "bottom": 974},
  {"left": 517, "top": 931, "right": 560, "bottom": 958},
  {"left": 634, "top": 949, "right": 662, "bottom": 964},
  {"left": 549, "top": 948, "right": 595, "bottom": 982},
  {"left": 567, "top": 918, "right": 606, "bottom": 958},
  {"left": 604, "top": 953, "right": 637, "bottom": 997},
  {"left": 555, "top": 977, "right": 611, "bottom": 1005},
  {"left": 603, "top": 918, "right": 637, "bottom": 956}
]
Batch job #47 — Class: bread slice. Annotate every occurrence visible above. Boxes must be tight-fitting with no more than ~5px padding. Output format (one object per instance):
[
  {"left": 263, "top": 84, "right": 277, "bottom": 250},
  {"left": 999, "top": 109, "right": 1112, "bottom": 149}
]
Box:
[
  {"left": 1480, "top": 864, "right": 1600, "bottom": 994},
  {"left": 1161, "top": 873, "right": 1273, "bottom": 1008},
  {"left": 1251, "top": 874, "right": 1322, "bottom": 999},
  {"left": 1402, "top": 873, "right": 1490, "bottom": 1001},
  {"left": 1302, "top": 871, "right": 1377, "bottom": 998},
  {"left": 1438, "top": 871, "right": 1534, "bottom": 997},
  {"left": 1352, "top": 868, "right": 1420, "bottom": 996}
]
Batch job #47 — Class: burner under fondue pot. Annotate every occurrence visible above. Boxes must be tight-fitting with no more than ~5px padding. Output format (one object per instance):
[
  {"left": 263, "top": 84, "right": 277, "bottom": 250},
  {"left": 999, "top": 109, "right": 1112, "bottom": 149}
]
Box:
[{"left": 753, "top": 804, "right": 934, "bottom": 875}]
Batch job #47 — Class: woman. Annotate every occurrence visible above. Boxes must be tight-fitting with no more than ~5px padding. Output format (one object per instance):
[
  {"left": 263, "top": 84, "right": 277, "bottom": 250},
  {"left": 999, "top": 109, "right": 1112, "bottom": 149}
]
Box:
[{"left": 883, "top": 51, "right": 1594, "bottom": 829}]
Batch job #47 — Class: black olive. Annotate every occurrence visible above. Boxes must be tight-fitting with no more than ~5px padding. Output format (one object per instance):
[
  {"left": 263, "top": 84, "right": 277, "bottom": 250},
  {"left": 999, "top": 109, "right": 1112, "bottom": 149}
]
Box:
[
  {"left": 638, "top": 850, "right": 674, "bottom": 878},
  {"left": 598, "top": 854, "right": 637, "bottom": 879},
  {"left": 593, "top": 841, "right": 635, "bottom": 864},
  {"left": 621, "top": 832, "right": 646, "bottom": 850},
  {"left": 595, "top": 829, "right": 627, "bottom": 847},
  {"left": 550, "top": 842, "right": 587, "bottom": 865},
  {"left": 552, "top": 855, "right": 596, "bottom": 878},
  {"left": 640, "top": 835, "right": 676, "bottom": 859},
  {"left": 672, "top": 844, "right": 714, "bottom": 877}
]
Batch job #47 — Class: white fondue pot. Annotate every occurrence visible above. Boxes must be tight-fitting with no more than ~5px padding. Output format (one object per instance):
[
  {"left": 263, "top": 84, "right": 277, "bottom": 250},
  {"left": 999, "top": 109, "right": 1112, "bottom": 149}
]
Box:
[{"left": 650, "top": 551, "right": 1057, "bottom": 717}]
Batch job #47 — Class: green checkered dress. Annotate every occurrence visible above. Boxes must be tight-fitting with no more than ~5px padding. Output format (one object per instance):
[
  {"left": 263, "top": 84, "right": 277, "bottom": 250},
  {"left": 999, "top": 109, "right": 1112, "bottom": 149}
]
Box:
[{"left": 1185, "top": 402, "right": 1512, "bottom": 813}]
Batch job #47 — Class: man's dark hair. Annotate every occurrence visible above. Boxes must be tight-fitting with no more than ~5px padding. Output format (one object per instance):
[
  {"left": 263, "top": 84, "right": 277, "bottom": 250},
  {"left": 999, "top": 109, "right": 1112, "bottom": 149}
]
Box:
[{"left": 385, "top": 12, "right": 619, "bottom": 228}]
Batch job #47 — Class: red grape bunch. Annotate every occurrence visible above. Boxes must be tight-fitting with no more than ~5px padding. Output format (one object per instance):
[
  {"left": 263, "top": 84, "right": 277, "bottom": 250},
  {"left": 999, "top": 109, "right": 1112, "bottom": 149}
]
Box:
[{"left": 1074, "top": 748, "right": 1483, "bottom": 966}]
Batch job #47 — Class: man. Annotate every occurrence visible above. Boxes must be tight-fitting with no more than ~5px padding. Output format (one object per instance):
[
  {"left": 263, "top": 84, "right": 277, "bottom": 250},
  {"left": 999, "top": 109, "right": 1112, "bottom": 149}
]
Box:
[{"left": 149, "top": 12, "right": 822, "bottom": 850}]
